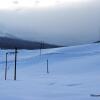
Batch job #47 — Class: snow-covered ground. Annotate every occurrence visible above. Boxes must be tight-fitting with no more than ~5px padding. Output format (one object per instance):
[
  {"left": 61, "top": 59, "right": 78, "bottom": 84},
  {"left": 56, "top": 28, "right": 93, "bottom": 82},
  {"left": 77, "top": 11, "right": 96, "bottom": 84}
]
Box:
[{"left": 0, "top": 43, "right": 100, "bottom": 100}]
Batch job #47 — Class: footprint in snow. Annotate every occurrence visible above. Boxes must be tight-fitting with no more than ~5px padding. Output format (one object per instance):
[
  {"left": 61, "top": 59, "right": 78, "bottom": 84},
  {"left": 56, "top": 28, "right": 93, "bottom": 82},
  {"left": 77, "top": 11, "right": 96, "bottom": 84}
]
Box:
[
  {"left": 90, "top": 94, "right": 100, "bottom": 97},
  {"left": 48, "top": 82, "right": 56, "bottom": 86},
  {"left": 64, "top": 83, "right": 82, "bottom": 87}
]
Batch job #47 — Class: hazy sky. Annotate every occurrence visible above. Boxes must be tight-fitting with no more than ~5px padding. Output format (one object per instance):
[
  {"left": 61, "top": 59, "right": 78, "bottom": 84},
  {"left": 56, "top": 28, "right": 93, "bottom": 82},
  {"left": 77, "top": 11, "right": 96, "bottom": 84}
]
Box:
[{"left": 0, "top": 0, "right": 100, "bottom": 46}]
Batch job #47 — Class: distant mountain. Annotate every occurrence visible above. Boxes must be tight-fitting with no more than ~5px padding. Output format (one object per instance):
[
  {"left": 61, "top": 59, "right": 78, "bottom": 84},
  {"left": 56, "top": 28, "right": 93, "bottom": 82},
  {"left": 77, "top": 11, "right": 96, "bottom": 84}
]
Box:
[
  {"left": 0, "top": 35, "right": 59, "bottom": 50},
  {"left": 0, "top": 31, "right": 60, "bottom": 49},
  {"left": 0, "top": 32, "right": 18, "bottom": 39},
  {"left": 94, "top": 40, "right": 100, "bottom": 43}
]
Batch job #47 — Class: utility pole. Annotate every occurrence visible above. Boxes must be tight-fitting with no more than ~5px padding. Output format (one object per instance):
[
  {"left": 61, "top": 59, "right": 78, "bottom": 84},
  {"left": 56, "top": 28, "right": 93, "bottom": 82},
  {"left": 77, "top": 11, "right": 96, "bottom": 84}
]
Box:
[
  {"left": 14, "top": 48, "right": 17, "bottom": 80},
  {"left": 40, "top": 41, "right": 42, "bottom": 56},
  {"left": 40, "top": 41, "right": 44, "bottom": 56},
  {"left": 5, "top": 50, "right": 18, "bottom": 80},
  {"left": 47, "top": 59, "right": 49, "bottom": 74},
  {"left": 5, "top": 53, "right": 8, "bottom": 80},
  {"left": 42, "top": 41, "right": 44, "bottom": 49}
]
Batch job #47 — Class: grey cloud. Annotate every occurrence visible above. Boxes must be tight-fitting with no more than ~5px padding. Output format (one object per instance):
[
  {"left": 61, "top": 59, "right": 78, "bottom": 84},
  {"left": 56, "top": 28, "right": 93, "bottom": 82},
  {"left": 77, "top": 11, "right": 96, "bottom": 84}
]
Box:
[{"left": 0, "top": 0, "right": 100, "bottom": 46}]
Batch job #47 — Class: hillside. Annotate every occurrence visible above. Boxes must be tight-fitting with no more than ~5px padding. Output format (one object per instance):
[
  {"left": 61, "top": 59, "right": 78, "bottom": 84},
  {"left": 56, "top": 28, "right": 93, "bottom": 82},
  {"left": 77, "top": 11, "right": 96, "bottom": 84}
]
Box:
[
  {"left": 0, "top": 43, "right": 100, "bottom": 100},
  {"left": 0, "top": 36, "right": 58, "bottom": 49}
]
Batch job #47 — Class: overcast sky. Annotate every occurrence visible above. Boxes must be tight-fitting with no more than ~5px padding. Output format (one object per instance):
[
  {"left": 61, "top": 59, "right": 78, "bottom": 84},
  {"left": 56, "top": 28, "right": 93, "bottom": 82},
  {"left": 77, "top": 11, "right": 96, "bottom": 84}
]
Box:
[{"left": 0, "top": 0, "right": 100, "bottom": 46}]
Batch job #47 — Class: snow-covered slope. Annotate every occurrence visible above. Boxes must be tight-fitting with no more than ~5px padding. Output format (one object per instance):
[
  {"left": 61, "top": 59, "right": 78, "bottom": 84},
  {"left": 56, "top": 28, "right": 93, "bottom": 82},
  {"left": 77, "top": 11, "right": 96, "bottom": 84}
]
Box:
[{"left": 0, "top": 43, "right": 100, "bottom": 100}]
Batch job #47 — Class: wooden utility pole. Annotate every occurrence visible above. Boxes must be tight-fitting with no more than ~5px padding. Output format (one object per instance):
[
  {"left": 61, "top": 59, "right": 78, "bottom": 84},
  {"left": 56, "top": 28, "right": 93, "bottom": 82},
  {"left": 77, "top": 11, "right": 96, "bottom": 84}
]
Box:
[
  {"left": 47, "top": 59, "right": 49, "bottom": 74},
  {"left": 14, "top": 48, "right": 17, "bottom": 80},
  {"left": 5, "top": 53, "right": 8, "bottom": 80},
  {"left": 42, "top": 41, "right": 44, "bottom": 49},
  {"left": 40, "top": 41, "right": 43, "bottom": 56},
  {"left": 40, "top": 42, "right": 42, "bottom": 56}
]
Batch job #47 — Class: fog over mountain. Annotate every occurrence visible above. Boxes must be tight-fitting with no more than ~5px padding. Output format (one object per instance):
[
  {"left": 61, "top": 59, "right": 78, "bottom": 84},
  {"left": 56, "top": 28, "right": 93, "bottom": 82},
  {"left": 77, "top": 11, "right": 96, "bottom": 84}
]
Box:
[{"left": 0, "top": 0, "right": 100, "bottom": 46}]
